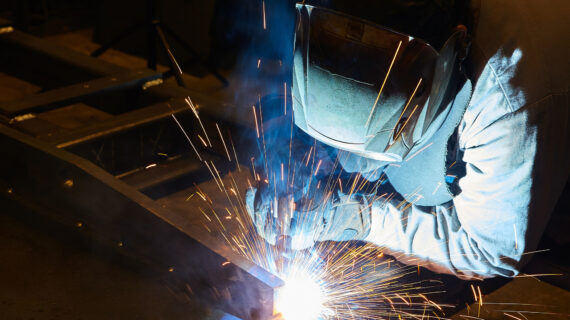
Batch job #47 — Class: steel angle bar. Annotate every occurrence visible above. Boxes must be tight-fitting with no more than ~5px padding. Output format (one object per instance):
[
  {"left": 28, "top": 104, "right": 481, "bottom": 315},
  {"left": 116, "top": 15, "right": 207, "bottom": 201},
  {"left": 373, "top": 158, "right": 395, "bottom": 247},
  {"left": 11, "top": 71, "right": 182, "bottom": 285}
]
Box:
[
  {"left": 0, "top": 69, "right": 162, "bottom": 117},
  {"left": 45, "top": 99, "right": 188, "bottom": 148}
]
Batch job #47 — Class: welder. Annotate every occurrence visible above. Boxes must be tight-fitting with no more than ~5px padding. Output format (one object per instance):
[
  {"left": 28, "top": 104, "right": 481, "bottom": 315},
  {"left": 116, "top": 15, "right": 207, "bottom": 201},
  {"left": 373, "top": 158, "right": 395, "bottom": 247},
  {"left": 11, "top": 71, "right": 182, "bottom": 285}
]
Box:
[{"left": 246, "top": 0, "right": 569, "bottom": 279}]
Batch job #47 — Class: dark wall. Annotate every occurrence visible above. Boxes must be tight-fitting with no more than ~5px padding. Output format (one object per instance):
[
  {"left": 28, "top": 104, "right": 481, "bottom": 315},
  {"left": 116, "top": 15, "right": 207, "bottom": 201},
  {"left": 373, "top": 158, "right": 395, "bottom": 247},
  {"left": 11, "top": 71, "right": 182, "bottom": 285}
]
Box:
[{"left": 93, "top": 0, "right": 296, "bottom": 72}]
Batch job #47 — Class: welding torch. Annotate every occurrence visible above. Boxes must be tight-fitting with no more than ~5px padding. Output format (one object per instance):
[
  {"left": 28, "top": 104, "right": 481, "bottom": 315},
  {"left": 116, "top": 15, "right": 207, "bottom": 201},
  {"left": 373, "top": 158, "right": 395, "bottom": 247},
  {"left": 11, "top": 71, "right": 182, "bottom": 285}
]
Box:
[{"left": 275, "top": 196, "right": 294, "bottom": 272}]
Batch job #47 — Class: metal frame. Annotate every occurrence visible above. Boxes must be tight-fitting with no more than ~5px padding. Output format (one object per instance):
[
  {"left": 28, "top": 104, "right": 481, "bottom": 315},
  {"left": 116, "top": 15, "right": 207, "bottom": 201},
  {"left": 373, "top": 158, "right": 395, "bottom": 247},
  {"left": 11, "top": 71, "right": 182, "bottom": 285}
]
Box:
[{"left": 0, "top": 26, "right": 279, "bottom": 320}]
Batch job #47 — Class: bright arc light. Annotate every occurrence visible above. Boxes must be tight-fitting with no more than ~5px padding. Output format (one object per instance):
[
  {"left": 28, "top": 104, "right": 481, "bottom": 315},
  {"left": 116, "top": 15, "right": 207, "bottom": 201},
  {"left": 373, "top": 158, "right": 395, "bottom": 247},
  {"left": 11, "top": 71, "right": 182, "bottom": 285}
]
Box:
[{"left": 275, "top": 271, "right": 325, "bottom": 320}]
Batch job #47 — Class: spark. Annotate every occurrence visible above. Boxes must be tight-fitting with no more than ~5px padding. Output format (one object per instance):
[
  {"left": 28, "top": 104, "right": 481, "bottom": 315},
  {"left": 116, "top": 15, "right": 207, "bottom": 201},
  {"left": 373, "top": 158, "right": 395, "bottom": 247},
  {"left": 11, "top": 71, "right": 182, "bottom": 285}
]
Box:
[
  {"left": 432, "top": 182, "right": 442, "bottom": 195},
  {"left": 252, "top": 105, "right": 260, "bottom": 138},
  {"left": 199, "top": 207, "right": 212, "bottom": 222},
  {"left": 197, "top": 134, "right": 208, "bottom": 147},
  {"left": 216, "top": 123, "right": 232, "bottom": 161},
  {"left": 390, "top": 78, "right": 423, "bottom": 144},
  {"left": 497, "top": 310, "right": 564, "bottom": 315},
  {"left": 228, "top": 132, "right": 241, "bottom": 172},
  {"left": 185, "top": 97, "right": 212, "bottom": 147},
  {"left": 170, "top": 111, "right": 202, "bottom": 161},
  {"left": 365, "top": 40, "right": 402, "bottom": 128},
  {"left": 477, "top": 286, "right": 483, "bottom": 306},
  {"left": 204, "top": 161, "right": 223, "bottom": 192},
  {"left": 305, "top": 146, "right": 313, "bottom": 166},
  {"left": 257, "top": 98, "right": 269, "bottom": 175},
  {"left": 210, "top": 161, "right": 225, "bottom": 188},
  {"left": 393, "top": 104, "right": 419, "bottom": 142},
  {"left": 145, "top": 163, "right": 157, "bottom": 169},
  {"left": 262, "top": 0, "right": 267, "bottom": 30},
  {"left": 504, "top": 313, "right": 523, "bottom": 320},
  {"left": 195, "top": 190, "right": 207, "bottom": 202},
  {"left": 314, "top": 159, "right": 322, "bottom": 176},
  {"left": 477, "top": 285, "right": 483, "bottom": 317}
]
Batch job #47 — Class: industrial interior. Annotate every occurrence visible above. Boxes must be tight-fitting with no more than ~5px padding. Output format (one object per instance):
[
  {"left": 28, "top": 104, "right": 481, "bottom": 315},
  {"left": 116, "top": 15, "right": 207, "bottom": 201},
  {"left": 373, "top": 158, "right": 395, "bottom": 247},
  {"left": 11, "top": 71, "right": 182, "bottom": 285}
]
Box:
[{"left": 0, "top": 1, "right": 568, "bottom": 319}]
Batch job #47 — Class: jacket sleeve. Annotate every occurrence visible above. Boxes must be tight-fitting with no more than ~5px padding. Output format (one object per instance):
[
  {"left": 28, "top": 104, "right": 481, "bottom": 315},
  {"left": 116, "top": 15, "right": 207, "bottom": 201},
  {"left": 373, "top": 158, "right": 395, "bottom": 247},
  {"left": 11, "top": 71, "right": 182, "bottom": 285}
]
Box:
[
  {"left": 363, "top": 54, "right": 558, "bottom": 278},
  {"left": 366, "top": 109, "right": 537, "bottom": 278}
]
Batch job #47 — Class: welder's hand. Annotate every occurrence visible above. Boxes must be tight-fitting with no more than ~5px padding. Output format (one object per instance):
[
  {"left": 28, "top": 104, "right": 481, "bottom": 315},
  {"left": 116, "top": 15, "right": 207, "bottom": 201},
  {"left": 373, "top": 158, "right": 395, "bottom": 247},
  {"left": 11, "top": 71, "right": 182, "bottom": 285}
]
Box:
[
  {"left": 245, "top": 184, "right": 279, "bottom": 246},
  {"left": 246, "top": 186, "right": 373, "bottom": 250},
  {"left": 290, "top": 190, "right": 373, "bottom": 249}
]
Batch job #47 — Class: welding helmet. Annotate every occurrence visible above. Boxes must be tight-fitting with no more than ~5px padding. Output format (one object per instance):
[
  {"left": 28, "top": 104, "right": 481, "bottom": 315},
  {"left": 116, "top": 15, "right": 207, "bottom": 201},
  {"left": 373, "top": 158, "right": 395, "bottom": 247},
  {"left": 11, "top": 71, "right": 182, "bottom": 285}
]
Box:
[{"left": 292, "top": 3, "right": 467, "bottom": 161}]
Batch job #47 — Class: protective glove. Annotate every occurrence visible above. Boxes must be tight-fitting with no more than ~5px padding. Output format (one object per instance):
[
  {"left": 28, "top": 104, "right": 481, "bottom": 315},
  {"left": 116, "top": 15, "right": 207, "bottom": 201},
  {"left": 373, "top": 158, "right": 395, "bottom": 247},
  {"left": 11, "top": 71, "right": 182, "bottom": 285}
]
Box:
[
  {"left": 244, "top": 181, "right": 279, "bottom": 246},
  {"left": 245, "top": 185, "right": 372, "bottom": 250}
]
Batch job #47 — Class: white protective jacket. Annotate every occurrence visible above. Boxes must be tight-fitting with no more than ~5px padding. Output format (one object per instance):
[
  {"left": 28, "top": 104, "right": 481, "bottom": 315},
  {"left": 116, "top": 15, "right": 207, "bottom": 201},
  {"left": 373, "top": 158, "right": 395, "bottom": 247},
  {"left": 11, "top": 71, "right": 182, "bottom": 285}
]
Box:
[{"left": 360, "top": 0, "right": 570, "bottom": 278}]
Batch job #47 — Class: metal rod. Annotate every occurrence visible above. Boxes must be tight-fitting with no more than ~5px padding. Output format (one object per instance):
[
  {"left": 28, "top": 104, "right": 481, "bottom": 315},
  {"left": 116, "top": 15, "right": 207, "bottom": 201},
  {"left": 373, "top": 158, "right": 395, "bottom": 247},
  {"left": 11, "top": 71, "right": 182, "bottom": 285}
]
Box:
[{"left": 154, "top": 22, "right": 187, "bottom": 88}]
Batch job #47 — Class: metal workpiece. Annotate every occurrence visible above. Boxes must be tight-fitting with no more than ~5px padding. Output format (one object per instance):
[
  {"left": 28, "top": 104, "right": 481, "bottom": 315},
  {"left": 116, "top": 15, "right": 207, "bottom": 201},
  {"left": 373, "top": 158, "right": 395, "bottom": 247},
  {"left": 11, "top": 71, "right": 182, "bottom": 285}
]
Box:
[
  {"left": 0, "top": 29, "right": 283, "bottom": 319},
  {"left": 0, "top": 124, "right": 282, "bottom": 319}
]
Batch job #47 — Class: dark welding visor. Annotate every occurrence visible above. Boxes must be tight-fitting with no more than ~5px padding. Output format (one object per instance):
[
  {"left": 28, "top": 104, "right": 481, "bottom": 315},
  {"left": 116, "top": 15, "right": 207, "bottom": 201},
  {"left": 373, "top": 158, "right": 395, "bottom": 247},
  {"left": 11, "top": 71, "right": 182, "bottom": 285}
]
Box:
[{"left": 292, "top": 3, "right": 464, "bottom": 161}]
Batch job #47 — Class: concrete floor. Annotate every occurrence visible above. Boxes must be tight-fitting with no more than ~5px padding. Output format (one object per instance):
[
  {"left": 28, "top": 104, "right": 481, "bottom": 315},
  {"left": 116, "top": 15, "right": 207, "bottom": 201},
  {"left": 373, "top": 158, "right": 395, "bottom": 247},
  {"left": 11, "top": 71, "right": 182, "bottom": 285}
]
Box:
[{"left": 0, "top": 28, "right": 568, "bottom": 319}]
